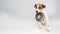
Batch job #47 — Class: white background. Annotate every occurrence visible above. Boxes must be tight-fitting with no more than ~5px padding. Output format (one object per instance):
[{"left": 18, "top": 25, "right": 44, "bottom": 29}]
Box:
[{"left": 0, "top": 0, "right": 60, "bottom": 34}]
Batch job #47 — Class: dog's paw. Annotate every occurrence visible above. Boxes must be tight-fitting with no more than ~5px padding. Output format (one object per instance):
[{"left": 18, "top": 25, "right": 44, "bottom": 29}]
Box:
[
  {"left": 46, "top": 29, "right": 50, "bottom": 32},
  {"left": 48, "top": 25, "right": 50, "bottom": 27},
  {"left": 38, "top": 27, "right": 41, "bottom": 29}
]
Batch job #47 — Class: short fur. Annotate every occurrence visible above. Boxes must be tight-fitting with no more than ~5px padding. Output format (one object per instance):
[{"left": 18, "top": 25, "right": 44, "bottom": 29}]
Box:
[{"left": 34, "top": 4, "right": 49, "bottom": 32}]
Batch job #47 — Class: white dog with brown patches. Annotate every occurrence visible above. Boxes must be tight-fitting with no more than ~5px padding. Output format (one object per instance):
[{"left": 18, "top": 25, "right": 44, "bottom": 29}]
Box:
[{"left": 34, "top": 4, "right": 50, "bottom": 32}]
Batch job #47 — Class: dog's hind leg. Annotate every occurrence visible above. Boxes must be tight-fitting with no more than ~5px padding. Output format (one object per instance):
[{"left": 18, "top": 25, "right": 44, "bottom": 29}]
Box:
[{"left": 41, "top": 20, "right": 50, "bottom": 32}]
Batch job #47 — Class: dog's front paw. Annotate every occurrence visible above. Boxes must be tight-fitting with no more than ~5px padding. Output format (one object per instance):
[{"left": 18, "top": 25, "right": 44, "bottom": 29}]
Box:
[
  {"left": 46, "top": 29, "right": 50, "bottom": 32},
  {"left": 38, "top": 27, "right": 41, "bottom": 29},
  {"left": 48, "top": 25, "right": 50, "bottom": 27}
]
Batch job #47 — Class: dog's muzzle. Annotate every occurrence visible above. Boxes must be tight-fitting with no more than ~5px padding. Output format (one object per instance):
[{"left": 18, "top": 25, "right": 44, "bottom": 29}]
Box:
[{"left": 35, "top": 11, "right": 45, "bottom": 22}]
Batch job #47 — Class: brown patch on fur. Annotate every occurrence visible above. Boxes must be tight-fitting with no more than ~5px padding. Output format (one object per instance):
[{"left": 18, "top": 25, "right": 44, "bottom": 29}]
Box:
[{"left": 34, "top": 4, "right": 46, "bottom": 9}]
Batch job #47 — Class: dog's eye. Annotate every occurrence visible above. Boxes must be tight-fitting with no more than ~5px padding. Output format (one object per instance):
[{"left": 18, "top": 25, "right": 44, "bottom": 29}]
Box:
[{"left": 39, "top": 7, "right": 41, "bottom": 9}]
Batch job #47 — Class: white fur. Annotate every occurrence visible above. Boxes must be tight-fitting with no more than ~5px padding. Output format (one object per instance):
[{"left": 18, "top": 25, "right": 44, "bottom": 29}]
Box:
[{"left": 36, "top": 9, "right": 50, "bottom": 32}]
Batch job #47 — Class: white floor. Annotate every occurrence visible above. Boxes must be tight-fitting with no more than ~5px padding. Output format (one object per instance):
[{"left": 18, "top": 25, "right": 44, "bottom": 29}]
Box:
[{"left": 0, "top": 12, "right": 60, "bottom": 34}]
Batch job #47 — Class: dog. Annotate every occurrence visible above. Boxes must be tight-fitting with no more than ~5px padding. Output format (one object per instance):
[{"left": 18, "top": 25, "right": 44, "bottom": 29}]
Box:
[{"left": 34, "top": 4, "right": 50, "bottom": 32}]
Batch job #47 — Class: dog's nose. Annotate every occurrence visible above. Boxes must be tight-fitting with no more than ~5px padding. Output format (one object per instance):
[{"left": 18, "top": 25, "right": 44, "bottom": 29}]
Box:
[{"left": 36, "top": 11, "right": 38, "bottom": 13}]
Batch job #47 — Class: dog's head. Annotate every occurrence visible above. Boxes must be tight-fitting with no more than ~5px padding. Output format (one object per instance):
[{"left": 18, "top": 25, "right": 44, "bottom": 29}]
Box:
[{"left": 34, "top": 4, "right": 46, "bottom": 10}]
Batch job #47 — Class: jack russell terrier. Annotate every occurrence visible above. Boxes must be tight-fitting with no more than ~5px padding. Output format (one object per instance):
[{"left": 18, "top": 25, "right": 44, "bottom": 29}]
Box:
[{"left": 34, "top": 4, "right": 50, "bottom": 32}]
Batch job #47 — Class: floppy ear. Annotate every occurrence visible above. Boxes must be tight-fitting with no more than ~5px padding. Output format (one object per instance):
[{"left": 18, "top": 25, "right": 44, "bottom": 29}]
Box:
[
  {"left": 42, "top": 4, "right": 46, "bottom": 8},
  {"left": 34, "top": 4, "right": 37, "bottom": 9}
]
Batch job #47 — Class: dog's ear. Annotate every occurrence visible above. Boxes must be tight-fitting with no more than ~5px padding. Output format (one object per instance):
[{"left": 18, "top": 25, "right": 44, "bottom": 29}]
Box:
[
  {"left": 42, "top": 4, "right": 46, "bottom": 8},
  {"left": 34, "top": 4, "right": 37, "bottom": 9}
]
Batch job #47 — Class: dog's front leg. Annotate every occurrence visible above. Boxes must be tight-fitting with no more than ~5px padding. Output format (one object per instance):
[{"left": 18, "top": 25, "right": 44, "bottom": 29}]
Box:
[
  {"left": 44, "top": 20, "right": 50, "bottom": 32},
  {"left": 37, "top": 22, "right": 42, "bottom": 29}
]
